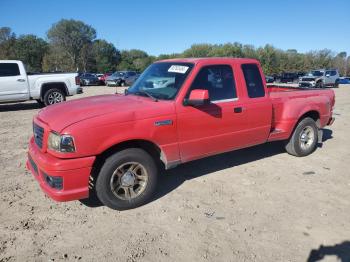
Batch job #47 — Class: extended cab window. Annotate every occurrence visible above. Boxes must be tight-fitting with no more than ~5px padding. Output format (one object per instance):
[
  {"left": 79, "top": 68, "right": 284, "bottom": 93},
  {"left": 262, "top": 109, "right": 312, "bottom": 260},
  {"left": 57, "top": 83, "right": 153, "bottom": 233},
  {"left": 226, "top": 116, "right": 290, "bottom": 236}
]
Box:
[
  {"left": 188, "top": 65, "right": 237, "bottom": 102},
  {"left": 0, "top": 63, "right": 20, "bottom": 77},
  {"left": 241, "top": 64, "right": 265, "bottom": 98}
]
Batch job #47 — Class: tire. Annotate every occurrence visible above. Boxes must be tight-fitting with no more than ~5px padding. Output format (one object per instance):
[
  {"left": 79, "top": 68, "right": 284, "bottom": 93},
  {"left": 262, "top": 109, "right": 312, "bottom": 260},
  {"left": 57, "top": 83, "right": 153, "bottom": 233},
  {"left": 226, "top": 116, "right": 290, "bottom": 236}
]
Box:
[
  {"left": 36, "top": 99, "right": 45, "bottom": 107},
  {"left": 334, "top": 80, "right": 339, "bottom": 88},
  {"left": 43, "top": 88, "right": 66, "bottom": 106},
  {"left": 95, "top": 148, "right": 158, "bottom": 210},
  {"left": 316, "top": 81, "right": 324, "bottom": 88},
  {"left": 285, "top": 117, "right": 318, "bottom": 157}
]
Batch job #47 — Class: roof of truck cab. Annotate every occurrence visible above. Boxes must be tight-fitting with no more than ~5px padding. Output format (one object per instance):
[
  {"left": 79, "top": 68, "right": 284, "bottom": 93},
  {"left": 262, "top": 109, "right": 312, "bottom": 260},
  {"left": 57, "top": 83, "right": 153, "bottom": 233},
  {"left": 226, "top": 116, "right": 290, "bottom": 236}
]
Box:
[{"left": 156, "top": 57, "right": 259, "bottom": 64}]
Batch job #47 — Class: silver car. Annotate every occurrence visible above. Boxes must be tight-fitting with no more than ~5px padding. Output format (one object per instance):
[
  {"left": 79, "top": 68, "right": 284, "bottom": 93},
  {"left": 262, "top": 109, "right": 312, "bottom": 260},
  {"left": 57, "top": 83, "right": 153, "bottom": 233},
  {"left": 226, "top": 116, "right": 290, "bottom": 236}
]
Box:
[
  {"left": 299, "top": 69, "right": 340, "bottom": 88},
  {"left": 106, "top": 71, "right": 139, "bottom": 87}
]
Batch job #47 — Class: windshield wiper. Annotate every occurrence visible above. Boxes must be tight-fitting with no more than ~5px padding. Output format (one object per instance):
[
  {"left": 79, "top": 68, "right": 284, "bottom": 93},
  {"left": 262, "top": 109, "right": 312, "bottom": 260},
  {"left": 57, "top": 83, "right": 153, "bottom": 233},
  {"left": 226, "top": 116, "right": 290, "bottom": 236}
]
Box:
[{"left": 134, "top": 90, "right": 158, "bottom": 102}]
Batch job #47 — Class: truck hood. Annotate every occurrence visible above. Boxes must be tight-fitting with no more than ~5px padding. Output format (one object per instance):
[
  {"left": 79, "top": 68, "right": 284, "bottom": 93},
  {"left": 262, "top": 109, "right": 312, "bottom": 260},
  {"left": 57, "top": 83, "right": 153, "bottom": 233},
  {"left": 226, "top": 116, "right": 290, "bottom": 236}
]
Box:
[{"left": 37, "top": 94, "right": 175, "bottom": 132}]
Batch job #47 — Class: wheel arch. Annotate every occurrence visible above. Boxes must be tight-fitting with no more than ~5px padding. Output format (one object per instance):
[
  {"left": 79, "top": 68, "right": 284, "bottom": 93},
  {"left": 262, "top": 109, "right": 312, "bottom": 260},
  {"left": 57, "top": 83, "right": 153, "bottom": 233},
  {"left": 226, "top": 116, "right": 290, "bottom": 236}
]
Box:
[
  {"left": 298, "top": 110, "right": 320, "bottom": 126},
  {"left": 288, "top": 110, "right": 320, "bottom": 140},
  {"left": 40, "top": 82, "right": 69, "bottom": 99},
  {"left": 90, "top": 139, "right": 167, "bottom": 187}
]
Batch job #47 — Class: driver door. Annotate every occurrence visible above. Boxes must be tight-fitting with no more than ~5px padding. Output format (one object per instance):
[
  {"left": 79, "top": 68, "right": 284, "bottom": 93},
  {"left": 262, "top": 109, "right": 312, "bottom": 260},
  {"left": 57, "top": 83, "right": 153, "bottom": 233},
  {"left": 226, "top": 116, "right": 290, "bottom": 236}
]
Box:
[{"left": 176, "top": 64, "right": 246, "bottom": 162}]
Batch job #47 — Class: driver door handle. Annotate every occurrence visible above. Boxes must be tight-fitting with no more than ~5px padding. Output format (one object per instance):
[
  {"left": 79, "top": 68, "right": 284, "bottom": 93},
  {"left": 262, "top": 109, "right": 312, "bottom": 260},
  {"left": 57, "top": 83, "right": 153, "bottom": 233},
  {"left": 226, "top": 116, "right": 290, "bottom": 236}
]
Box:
[
  {"left": 17, "top": 79, "right": 26, "bottom": 82},
  {"left": 234, "top": 107, "right": 243, "bottom": 113}
]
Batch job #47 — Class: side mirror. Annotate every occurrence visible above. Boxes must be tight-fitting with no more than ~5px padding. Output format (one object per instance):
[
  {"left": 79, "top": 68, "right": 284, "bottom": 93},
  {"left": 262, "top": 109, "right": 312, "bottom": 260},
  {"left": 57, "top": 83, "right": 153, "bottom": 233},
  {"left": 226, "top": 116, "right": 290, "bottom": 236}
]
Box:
[
  {"left": 326, "top": 74, "right": 330, "bottom": 77},
  {"left": 184, "top": 89, "right": 209, "bottom": 106}
]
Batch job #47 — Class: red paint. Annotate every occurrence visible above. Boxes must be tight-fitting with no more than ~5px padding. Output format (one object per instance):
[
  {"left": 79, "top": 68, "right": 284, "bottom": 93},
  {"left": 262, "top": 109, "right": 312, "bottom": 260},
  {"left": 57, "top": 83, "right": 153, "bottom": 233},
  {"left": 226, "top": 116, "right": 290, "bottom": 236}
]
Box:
[{"left": 26, "top": 58, "right": 335, "bottom": 202}]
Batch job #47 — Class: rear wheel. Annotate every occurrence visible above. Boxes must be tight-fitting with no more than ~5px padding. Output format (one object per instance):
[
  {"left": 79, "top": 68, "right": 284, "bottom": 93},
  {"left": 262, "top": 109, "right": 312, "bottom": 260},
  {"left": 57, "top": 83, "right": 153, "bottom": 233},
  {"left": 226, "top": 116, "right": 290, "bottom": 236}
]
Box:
[
  {"left": 95, "top": 148, "right": 158, "bottom": 210},
  {"left": 36, "top": 99, "right": 45, "bottom": 107},
  {"left": 285, "top": 117, "right": 318, "bottom": 157},
  {"left": 43, "top": 88, "right": 66, "bottom": 106}
]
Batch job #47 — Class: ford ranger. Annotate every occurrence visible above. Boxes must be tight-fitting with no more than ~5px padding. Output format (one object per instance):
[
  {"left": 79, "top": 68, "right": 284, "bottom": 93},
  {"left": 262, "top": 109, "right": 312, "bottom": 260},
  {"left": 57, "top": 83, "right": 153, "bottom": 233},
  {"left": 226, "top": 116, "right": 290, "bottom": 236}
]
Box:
[
  {"left": 0, "top": 60, "right": 82, "bottom": 106},
  {"left": 26, "top": 58, "right": 335, "bottom": 210}
]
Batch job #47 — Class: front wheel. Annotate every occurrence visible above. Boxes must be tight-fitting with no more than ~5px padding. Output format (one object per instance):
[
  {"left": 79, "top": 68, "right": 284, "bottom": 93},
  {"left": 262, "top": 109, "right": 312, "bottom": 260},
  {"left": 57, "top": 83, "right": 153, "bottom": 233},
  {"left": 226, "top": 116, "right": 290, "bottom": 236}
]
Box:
[
  {"left": 95, "top": 148, "right": 158, "bottom": 210},
  {"left": 285, "top": 117, "right": 318, "bottom": 157},
  {"left": 316, "top": 81, "right": 324, "bottom": 88},
  {"left": 43, "top": 88, "right": 66, "bottom": 106}
]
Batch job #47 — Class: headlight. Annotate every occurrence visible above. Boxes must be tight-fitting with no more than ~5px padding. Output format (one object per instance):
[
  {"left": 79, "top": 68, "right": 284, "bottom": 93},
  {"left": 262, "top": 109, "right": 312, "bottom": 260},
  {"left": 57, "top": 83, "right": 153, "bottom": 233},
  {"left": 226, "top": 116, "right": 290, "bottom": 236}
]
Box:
[{"left": 48, "top": 132, "right": 76, "bottom": 152}]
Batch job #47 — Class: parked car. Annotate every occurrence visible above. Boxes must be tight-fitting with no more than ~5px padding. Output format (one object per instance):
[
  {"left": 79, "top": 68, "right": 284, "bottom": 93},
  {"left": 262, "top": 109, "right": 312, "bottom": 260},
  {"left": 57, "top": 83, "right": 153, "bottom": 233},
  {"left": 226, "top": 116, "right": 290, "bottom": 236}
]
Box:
[
  {"left": 280, "top": 72, "right": 298, "bottom": 83},
  {"left": 106, "top": 71, "right": 138, "bottom": 87},
  {"left": 338, "top": 77, "right": 350, "bottom": 84},
  {"left": 27, "top": 58, "right": 335, "bottom": 210},
  {"left": 95, "top": 74, "right": 104, "bottom": 85},
  {"left": 0, "top": 60, "right": 82, "bottom": 106},
  {"left": 299, "top": 69, "right": 340, "bottom": 88},
  {"left": 265, "top": 75, "right": 275, "bottom": 83},
  {"left": 79, "top": 73, "right": 100, "bottom": 86},
  {"left": 100, "top": 73, "right": 112, "bottom": 85}
]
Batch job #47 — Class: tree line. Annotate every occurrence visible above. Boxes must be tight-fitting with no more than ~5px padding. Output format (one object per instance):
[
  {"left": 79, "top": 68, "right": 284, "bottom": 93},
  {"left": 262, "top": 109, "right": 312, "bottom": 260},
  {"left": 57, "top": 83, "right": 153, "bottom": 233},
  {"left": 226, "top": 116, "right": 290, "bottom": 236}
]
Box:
[{"left": 1, "top": 19, "right": 349, "bottom": 76}]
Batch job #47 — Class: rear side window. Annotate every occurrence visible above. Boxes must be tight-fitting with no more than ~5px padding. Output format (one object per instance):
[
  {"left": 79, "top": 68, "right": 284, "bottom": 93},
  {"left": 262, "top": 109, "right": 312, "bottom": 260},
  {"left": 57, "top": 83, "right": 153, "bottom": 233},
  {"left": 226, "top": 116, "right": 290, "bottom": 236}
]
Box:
[
  {"left": 241, "top": 64, "right": 265, "bottom": 98},
  {"left": 0, "top": 63, "right": 20, "bottom": 77}
]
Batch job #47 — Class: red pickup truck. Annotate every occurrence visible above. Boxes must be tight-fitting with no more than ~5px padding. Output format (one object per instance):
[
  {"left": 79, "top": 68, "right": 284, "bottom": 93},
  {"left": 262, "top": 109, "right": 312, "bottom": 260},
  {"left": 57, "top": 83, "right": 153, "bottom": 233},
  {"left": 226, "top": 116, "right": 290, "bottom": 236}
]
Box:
[{"left": 27, "top": 58, "right": 335, "bottom": 210}]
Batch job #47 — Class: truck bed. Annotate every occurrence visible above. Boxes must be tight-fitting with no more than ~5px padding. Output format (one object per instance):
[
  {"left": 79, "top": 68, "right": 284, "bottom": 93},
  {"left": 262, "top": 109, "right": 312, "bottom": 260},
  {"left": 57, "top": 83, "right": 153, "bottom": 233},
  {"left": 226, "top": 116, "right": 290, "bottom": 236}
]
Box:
[{"left": 266, "top": 85, "right": 335, "bottom": 141}]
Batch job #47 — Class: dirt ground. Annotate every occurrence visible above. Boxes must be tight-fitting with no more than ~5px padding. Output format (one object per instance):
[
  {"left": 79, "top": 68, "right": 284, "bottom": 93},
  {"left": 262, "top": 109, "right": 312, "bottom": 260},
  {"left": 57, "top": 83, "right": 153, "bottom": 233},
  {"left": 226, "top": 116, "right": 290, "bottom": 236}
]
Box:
[{"left": 0, "top": 85, "right": 349, "bottom": 262}]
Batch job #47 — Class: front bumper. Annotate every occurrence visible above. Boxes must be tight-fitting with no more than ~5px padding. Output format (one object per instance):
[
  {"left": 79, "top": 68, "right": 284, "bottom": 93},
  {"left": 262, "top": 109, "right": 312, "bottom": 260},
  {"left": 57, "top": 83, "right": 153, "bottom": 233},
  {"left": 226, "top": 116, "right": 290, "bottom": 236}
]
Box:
[{"left": 26, "top": 137, "right": 95, "bottom": 202}]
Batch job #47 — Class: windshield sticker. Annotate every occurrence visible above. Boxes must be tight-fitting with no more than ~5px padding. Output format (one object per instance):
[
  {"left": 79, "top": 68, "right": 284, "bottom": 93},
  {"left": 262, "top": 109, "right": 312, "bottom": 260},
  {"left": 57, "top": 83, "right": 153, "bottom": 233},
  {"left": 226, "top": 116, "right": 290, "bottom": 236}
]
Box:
[{"left": 168, "top": 65, "right": 189, "bottom": 74}]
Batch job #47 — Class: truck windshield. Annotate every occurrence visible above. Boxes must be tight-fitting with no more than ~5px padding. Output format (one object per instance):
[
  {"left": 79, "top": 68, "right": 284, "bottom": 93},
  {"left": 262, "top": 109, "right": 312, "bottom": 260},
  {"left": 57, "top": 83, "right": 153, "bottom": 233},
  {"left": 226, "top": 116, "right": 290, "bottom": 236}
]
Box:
[{"left": 127, "top": 62, "right": 194, "bottom": 100}]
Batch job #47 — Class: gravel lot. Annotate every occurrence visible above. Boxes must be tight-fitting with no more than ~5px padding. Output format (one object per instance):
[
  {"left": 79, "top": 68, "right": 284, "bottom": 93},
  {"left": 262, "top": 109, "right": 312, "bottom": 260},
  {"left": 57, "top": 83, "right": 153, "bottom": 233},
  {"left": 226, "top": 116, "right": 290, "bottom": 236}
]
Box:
[{"left": 0, "top": 85, "right": 349, "bottom": 262}]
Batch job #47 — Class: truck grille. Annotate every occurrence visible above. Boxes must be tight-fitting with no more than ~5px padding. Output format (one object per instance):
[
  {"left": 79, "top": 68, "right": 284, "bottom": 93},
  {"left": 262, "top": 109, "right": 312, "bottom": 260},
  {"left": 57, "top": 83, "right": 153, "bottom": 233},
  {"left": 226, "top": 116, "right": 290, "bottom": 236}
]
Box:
[{"left": 33, "top": 123, "right": 44, "bottom": 149}]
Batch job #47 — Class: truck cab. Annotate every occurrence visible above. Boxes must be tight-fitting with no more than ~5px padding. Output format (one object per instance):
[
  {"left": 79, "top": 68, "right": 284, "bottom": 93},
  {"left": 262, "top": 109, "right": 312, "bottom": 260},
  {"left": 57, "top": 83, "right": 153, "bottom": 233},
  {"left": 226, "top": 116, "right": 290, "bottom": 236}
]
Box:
[{"left": 0, "top": 60, "right": 30, "bottom": 102}]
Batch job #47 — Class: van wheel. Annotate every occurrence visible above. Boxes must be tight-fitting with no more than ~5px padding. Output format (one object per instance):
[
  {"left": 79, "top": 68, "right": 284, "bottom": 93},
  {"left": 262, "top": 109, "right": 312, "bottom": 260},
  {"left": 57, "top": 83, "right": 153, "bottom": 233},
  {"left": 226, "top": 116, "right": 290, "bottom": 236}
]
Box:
[
  {"left": 285, "top": 117, "right": 318, "bottom": 157},
  {"left": 43, "top": 88, "right": 66, "bottom": 106},
  {"left": 95, "top": 148, "right": 158, "bottom": 210}
]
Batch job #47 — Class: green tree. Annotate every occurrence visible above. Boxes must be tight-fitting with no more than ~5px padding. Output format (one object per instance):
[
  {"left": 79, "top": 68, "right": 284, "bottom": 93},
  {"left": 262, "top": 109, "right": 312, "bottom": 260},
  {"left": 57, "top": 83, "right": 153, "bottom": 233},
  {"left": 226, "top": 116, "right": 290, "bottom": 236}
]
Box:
[
  {"left": 47, "top": 19, "right": 96, "bottom": 71},
  {"left": 14, "top": 35, "right": 48, "bottom": 72},
  {"left": 0, "top": 27, "right": 16, "bottom": 59},
  {"left": 117, "top": 49, "right": 153, "bottom": 72},
  {"left": 92, "top": 40, "right": 120, "bottom": 72},
  {"left": 183, "top": 44, "right": 213, "bottom": 57}
]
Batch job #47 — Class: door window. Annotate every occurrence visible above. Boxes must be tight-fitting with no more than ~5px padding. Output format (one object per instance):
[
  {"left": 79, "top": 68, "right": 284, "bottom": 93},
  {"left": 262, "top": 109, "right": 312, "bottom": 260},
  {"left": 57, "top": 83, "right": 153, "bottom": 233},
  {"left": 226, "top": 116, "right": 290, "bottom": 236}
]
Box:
[
  {"left": 0, "top": 63, "right": 20, "bottom": 77},
  {"left": 188, "top": 65, "right": 237, "bottom": 102}
]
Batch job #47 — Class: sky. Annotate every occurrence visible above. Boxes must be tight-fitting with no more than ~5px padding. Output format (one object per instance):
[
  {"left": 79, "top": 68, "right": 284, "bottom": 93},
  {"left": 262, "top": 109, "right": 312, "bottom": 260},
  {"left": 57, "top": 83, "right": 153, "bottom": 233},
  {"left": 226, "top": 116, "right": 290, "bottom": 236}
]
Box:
[{"left": 0, "top": 0, "right": 349, "bottom": 56}]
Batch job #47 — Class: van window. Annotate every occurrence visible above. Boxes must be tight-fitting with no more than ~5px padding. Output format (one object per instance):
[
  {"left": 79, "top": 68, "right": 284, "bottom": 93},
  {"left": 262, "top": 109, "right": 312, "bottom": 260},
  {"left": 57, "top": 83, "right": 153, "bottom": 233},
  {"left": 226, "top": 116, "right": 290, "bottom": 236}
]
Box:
[
  {"left": 241, "top": 64, "right": 265, "bottom": 98},
  {"left": 0, "top": 63, "right": 20, "bottom": 77}
]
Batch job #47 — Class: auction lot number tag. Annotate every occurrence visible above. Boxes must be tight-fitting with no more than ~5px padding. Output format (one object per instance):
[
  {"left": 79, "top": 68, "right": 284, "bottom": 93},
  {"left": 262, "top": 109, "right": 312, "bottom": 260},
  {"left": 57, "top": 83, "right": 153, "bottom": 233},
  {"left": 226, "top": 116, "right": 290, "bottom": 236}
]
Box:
[{"left": 168, "top": 65, "right": 189, "bottom": 74}]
